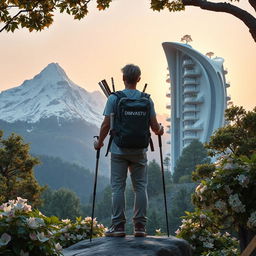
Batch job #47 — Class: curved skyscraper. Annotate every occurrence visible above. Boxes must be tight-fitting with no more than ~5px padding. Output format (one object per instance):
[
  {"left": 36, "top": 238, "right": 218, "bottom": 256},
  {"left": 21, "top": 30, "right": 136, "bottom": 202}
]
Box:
[{"left": 162, "top": 42, "right": 230, "bottom": 172}]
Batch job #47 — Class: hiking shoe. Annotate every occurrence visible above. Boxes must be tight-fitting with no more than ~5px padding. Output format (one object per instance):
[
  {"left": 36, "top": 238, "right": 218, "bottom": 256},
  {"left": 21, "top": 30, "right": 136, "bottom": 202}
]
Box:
[
  {"left": 105, "top": 223, "right": 126, "bottom": 237},
  {"left": 134, "top": 222, "right": 147, "bottom": 237}
]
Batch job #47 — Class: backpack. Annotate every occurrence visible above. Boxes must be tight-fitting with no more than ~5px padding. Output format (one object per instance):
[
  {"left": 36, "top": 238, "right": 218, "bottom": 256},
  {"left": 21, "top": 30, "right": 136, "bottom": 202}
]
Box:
[{"left": 112, "top": 90, "right": 151, "bottom": 149}]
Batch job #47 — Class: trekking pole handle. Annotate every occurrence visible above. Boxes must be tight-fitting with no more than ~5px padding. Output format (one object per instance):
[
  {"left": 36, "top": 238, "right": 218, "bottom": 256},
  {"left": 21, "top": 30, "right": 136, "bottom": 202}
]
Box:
[
  {"left": 94, "top": 136, "right": 100, "bottom": 159},
  {"left": 158, "top": 123, "right": 162, "bottom": 148}
]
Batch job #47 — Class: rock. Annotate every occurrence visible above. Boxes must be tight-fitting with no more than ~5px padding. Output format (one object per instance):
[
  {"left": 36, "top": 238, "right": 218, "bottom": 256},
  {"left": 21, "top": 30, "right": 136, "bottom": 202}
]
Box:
[{"left": 63, "top": 236, "right": 192, "bottom": 256}]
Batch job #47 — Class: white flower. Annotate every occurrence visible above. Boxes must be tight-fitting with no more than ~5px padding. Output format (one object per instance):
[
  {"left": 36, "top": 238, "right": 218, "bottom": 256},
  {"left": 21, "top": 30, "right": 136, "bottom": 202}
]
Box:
[
  {"left": 0, "top": 233, "right": 11, "bottom": 246},
  {"left": 84, "top": 217, "right": 92, "bottom": 222},
  {"left": 20, "top": 250, "right": 29, "bottom": 256},
  {"left": 203, "top": 241, "right": 214, "bottom": 248},
  {"left": 36, "top": 232, "right": 49, "bottom": 243},
  {"left": 228, "top": 194, "right": 246, "bottom": 213},
  {"left": 55, "top": 242, "right": 63, "bottom": 251},
  {"left": 26, "top": 217, "right": 44, "bottom": 229},
  {"left": 29, "top": 232, "right": 37, "bottom": 241},
  {"left": 247, "top": 212, "right": 256, "bottom": 229},
  {"left": 62, "top": 219, "right": 71, "bottom": 224},
  {"left": 215, "top": 200, "right": 227, "bottom": 211},
  {"left": 199, "top": 214, "right": 207, "bottom": 219},
  {"left": 236, "top": 174, "right": 249, "bottom": 188},
  {"left": 76, "top": 234, "right": 83, "bottom": 240},
  {"left": 175, "top": 229, "right": 181, "bottom": 235},
  {"left": 199, "top": 236, "right": 206, "bottom": 241}
]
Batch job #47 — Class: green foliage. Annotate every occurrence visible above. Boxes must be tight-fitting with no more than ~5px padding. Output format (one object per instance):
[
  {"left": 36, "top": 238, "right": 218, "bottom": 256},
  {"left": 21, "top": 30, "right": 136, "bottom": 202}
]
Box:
[
  {"left": 168, "top": 186, "right": 194, "bottom": 233},
  {"left": 40, "top": 188, "right": 82, "bottom": 220},
  {"left": 148, "top": 159, "right": 172, "bottom": 198},
  {"left": 173, "top": 140, "right": 211, "bottom": 183},
  {"left": 176, "top": 105, "right": 256, "bottom": 254},
  {"left": 176, "top": 210, "right": 239, "bottom": 256},
  {"left": 0, "top": 197, "right": 105, "bottom": 255},
  {"left": 150, "top": 0, "right": 185, "bottom": 12},
  {"left": 35, "top": 155, "right": 109, "bottom": 204},
  {"left": 206, "top": 106, "right": 256, "bottom": 157},
  {"left": 0, "top": 0, "right": 113, "bottom": 32},
  {"left": 0, "top": 131, "right": 44, "bottom": 207}
]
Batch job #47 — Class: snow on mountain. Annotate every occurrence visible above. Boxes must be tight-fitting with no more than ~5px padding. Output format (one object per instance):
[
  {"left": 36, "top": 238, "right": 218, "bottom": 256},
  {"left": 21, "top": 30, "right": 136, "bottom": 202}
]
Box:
[{"left": 0, "top": 63, "right": 106, "bottom": 127}]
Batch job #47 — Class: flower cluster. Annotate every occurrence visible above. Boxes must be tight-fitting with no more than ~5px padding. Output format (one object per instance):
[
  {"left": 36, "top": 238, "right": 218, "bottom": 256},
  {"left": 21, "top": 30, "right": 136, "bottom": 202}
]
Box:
[
  {"left": 0, "top": 198, "right": 105, "bottom": 255},
  {"left": 55, "top": 217, "right": 106, "bottom": 248},
  {"left": 176, "top": 211, "right": 239, "bottom": 256},
  {"left": 192, "top": 153, "right": 256, "bottom": 230}
]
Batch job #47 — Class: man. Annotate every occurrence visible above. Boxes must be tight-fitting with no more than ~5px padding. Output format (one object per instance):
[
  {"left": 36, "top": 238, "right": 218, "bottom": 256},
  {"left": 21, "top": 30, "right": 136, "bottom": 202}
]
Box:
[{"left": 94, "top": 64, "right": 164, "bottom": 237}]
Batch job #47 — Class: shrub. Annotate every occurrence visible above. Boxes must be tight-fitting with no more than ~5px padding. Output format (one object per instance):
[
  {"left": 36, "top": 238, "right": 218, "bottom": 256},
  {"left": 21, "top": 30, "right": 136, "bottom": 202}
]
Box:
[{"left": 0, "top": 197, "right": 105, "bottom": 255}]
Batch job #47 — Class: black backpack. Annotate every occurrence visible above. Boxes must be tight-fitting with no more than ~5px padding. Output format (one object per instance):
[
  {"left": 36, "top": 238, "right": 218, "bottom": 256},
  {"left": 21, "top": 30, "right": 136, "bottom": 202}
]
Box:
[{"left": 112, "top": 90, "right": 152, "bottom": 149}]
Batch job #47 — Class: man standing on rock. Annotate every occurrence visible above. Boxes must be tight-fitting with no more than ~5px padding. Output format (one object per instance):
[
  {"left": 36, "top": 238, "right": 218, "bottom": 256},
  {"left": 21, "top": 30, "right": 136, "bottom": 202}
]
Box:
[{"left": 94, "top": 64, "right": 164, "bottom": 237}]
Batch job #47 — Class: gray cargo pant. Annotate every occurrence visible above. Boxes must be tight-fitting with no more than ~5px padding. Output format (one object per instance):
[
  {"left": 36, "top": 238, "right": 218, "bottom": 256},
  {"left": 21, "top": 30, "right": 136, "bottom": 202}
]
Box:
[{"left": 111, "top": 153, "right": 148, "bottom": 226}]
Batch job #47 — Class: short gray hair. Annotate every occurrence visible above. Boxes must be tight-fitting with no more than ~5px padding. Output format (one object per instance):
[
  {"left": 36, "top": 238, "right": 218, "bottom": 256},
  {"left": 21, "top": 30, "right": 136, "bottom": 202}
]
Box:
[{"left": 121, "top": 64, "right": 141, "bottom": 84}]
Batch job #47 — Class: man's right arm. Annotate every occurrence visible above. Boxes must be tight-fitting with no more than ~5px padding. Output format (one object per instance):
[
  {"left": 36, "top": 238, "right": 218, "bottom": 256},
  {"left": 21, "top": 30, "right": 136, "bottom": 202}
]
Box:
[{"left": 150, "top": 115, "right": 164, "bottom": 135}]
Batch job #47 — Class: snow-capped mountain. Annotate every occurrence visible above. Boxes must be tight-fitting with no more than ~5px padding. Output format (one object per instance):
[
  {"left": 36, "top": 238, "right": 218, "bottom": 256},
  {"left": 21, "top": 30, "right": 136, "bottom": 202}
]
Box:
[{"left": 0, "top": 63, "right": 105, "bottom": 127}]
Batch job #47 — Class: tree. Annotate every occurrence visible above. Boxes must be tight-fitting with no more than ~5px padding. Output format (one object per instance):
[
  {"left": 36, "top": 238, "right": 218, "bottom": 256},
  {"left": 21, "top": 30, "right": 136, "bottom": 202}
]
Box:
[
  {"left": 151, "top": 0, "right": 256, "bottom": 42},
  {"left": 190, "top": 105, "right": 256, "bottom": 253},
  {"left": 181, "top": 34, "right": 192, "bottom": 44},
  {"left": 0, "top": 131, "right": 44, "bottom": 207},
  {"left": 148, "top": 159, "right": 172, "bottom": 198},
  {"left": 40, "top": 187, "right": 82, "bottom": 220},
  {"left": 173, "top": 140, "right": 211, "bottom": 183},
  {"left": 206, "top": 105, "right": 256, "bottom": 158},
  {"left": 206, "top": 52, "right": 214, "bottom": 58},
  {"left": 0, "top": 0, "right": 111, "bottom": 32},
  {"left": 1, "top": 0, "right": 256, "bottom": 43}
]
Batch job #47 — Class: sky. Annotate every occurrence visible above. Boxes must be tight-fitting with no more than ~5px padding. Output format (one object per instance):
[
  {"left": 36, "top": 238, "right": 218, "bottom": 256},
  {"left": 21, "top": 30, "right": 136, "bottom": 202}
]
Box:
[{"left": 0, "top": 0, "right": 255, "bottom": 115}]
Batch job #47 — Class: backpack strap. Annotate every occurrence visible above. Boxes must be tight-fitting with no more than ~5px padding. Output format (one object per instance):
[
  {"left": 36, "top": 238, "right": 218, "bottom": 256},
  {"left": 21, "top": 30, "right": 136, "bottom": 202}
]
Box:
[
  {"left": 140, "top": 92, "right": 150, "bottom": 99},
  {"left": 141, "top": 92, "right": 154, "bottom": 152},
  {"left": 105, "top": 91, "right": 126, "bottom": 157}
]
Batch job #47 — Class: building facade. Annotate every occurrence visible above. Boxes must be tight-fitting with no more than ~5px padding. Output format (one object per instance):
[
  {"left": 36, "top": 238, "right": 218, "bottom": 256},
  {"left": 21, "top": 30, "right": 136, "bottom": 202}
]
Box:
[{"left": 162, "top": 42, "right": 230, "bottom": 172}]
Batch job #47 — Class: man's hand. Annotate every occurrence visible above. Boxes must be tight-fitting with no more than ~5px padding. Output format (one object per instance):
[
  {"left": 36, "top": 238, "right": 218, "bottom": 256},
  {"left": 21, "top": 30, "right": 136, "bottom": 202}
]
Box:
[
  {"left": 94, "top": 140, "right": 104, "bottom": 150},
  {"left": 154, "top": 124, "right": 164, "bottom": 136}
]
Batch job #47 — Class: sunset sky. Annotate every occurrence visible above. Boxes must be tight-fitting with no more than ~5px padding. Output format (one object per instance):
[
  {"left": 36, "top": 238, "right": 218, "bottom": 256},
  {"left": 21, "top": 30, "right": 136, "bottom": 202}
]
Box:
[{"left": 0, "top": 0, "right": 255, "bottom": 115}]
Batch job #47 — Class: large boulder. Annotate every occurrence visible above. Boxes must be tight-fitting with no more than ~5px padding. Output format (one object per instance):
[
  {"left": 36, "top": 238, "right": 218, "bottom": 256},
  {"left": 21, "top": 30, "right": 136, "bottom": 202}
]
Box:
[{"left": 63, "top": 236, "right": 192, "bottom": 256}]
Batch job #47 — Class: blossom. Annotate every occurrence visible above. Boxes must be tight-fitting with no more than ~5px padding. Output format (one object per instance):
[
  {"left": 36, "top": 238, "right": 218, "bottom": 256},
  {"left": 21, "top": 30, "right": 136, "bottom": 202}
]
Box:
[
  {"left": 236, "top": 174, "right": 249, "bottom": 188},
  {"left": 203, "top": 241, "right": 214, "bottom": 248},
  {"left": 62, "top": 219, "right": 71, "bottom": 224},
  {"left": 26, "top": 217, "right": 45, "bottom": 229},
  {"left": 247, "top": 212, "right": 256, "bottom": 229},
  {"left": 29, "top": 232, "right": 37, "bottom": 241},
  {"left": 228, "top": 194, "right": 246, "bottom": 213},
  {"left": 215, "top": 200, "right": 227, "bottom": 211},
  {"left": 36, "top": 232, "right": 49, "bottom": 243},
  {"left": 175, "top": 229, "right": 181, "bottom": 235},
  {"left": 55, "top": 242, "right": 63, "bottom": 251},
  {"left": 0, "top": 233, "right": 11, "bottom": 246}
]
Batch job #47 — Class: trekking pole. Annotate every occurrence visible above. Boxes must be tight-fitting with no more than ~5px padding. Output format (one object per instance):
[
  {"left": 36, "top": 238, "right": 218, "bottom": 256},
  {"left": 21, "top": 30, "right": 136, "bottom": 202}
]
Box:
[
  {"left": 158, "top": 130, "right": 170, "bottom": 237},
  {"left": 142, "top": 83, "right": 147, "bottom": 93},
  {"left": 90, "top": 136, "right": 101, "bottom": 242},
  {"left": 98, "top": 81, "right": 109, "bottom": 98},
  {"left": 111, "top": 77, "right": 115, "bottom": 92}
]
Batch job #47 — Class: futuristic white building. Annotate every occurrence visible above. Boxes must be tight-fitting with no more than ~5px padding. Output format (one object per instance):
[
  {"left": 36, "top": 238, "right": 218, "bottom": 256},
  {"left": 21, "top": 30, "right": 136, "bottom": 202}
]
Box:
[{"left": 162, "top": 42, "right": 230, "bottom": 172}]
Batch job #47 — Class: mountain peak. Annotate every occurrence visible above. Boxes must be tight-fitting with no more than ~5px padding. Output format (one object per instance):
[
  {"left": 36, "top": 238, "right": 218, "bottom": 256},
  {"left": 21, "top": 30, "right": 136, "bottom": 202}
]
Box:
[
  {"left": 0, "top": 63, "right": 105, "bottom": 126},
  {"left": 36, "top": 62, "right": 68, "bottom": 81}
]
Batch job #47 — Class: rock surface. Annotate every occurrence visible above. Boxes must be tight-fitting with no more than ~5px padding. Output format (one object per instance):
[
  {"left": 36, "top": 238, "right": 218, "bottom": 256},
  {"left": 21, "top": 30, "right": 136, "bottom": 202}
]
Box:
[{"left": 63, "top": 236, "right": 192, "bottom": 256}]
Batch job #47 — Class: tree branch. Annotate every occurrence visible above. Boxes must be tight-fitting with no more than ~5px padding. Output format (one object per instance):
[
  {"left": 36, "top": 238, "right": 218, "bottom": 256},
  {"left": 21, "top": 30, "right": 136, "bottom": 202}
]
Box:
[
  {"left": 0, "top": 9, "right": 28, "bottom": 32},
  {"left": 182, "top": 0, "right": 256, "bottom": 42},
  {"left": 249, "top": 0, "right": 256, "bottom": 12}
]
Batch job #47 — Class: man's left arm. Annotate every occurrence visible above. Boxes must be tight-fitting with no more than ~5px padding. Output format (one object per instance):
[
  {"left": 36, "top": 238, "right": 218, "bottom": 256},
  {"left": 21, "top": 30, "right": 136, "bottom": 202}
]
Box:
[{"left": 94, "top": 116, "right": 110, "bottom": 150}]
